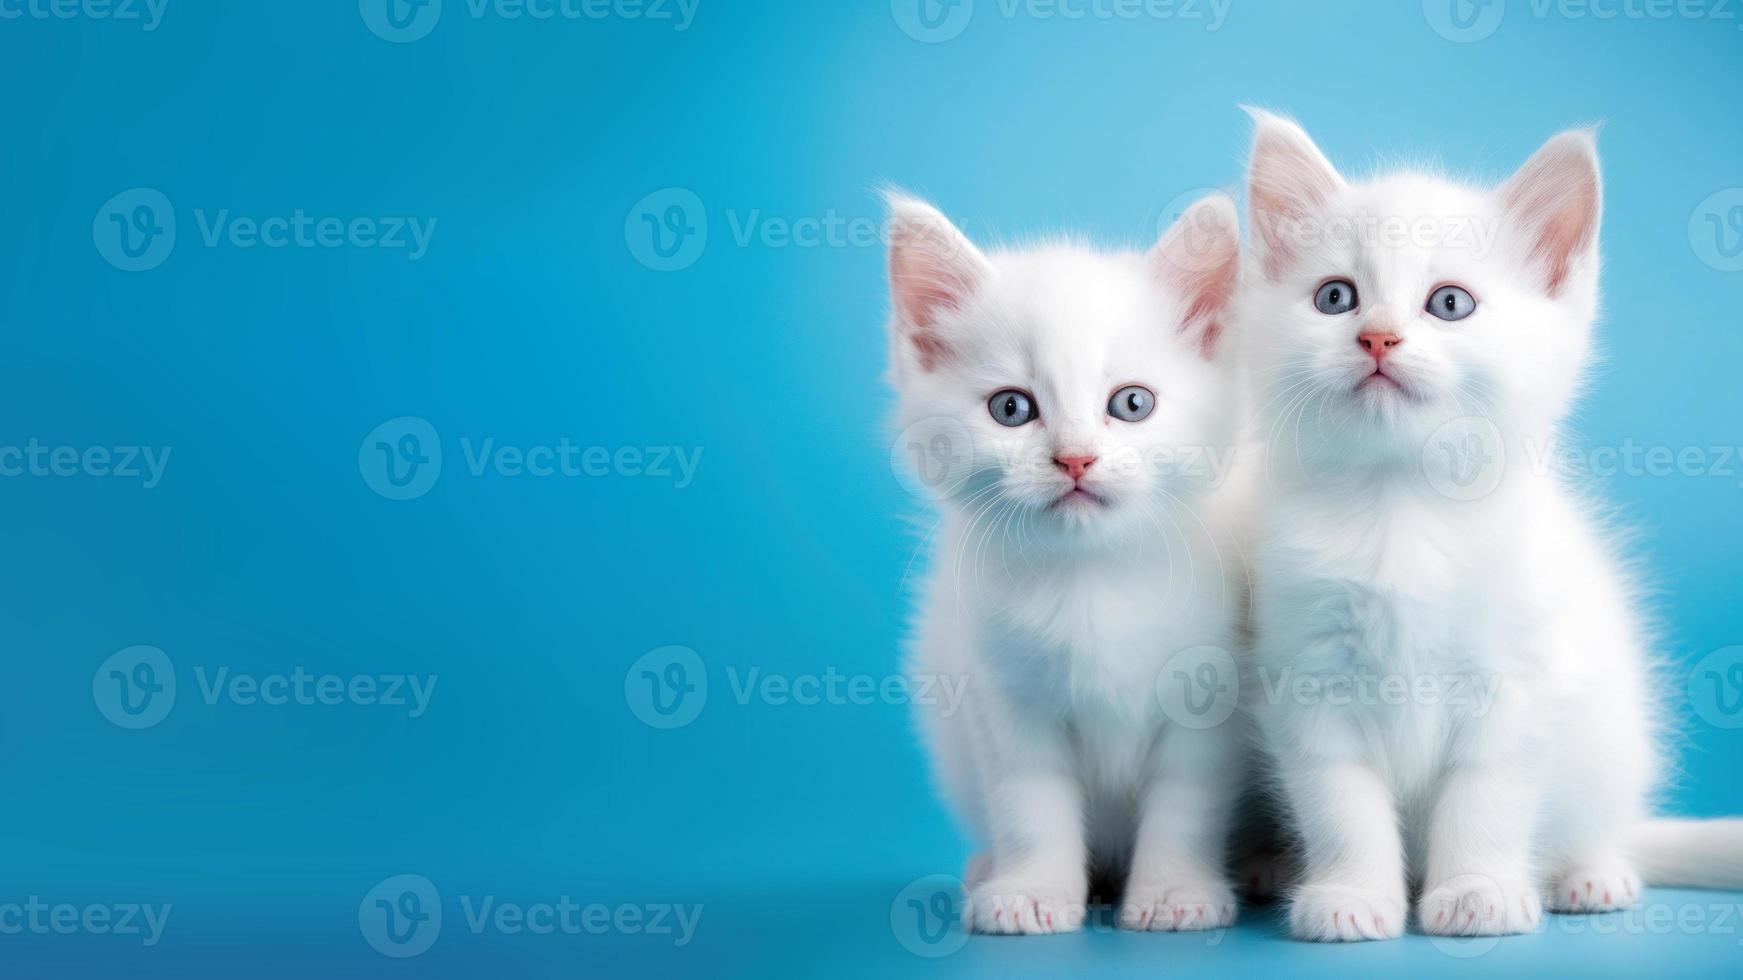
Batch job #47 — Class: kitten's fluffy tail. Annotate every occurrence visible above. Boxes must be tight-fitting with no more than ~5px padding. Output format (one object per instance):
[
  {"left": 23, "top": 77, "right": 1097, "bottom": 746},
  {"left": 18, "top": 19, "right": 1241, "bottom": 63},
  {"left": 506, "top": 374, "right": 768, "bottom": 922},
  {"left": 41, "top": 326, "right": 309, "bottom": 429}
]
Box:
[{"left": 1630, "top": 818, "right": 1743, "bottom": 889}]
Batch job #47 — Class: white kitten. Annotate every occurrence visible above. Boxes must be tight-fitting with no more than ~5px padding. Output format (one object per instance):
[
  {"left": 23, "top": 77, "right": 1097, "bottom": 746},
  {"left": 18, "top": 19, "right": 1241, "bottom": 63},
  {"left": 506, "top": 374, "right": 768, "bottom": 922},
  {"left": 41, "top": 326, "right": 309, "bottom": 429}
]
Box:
[
  {"left": 888, "top": 192, "right": 1252, "bottom": 934},
  {"left": 1235, "top": 110, "right": 1743, "bottom": 942}
]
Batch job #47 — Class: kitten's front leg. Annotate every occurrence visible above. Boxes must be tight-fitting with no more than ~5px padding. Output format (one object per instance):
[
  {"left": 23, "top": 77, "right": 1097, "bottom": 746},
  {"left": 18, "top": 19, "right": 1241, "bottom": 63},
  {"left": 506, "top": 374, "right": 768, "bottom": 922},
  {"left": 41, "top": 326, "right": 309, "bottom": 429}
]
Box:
[
  {"left": 1416, "top": 766, "right": 1545, "bottom": 937},
  {"left": 1119, "top": 729, "right": 1241, "bottom": 932},
  {"left": 965, "top": 717, "right": 1089, "bottom": 935},
  {"left": 1279, "top": 760, "right": 1409, "bottom": 942}
]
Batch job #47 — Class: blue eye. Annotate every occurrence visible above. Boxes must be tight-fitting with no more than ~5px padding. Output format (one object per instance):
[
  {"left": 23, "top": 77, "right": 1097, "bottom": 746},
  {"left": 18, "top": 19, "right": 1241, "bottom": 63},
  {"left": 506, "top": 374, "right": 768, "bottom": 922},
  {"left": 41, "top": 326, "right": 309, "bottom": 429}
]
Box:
[
  {"left": 1314, "top": 279, "right": 1358, "bottom": 315},
  {"left": 1427, "top": 285, "right": 1476, "bottom": 322},
  {"left": 988, "top": 389, "right": 1037, "bottom": 427},
  {"left": 1107, "top": 385, "right": 1155, "bottom": 423}
]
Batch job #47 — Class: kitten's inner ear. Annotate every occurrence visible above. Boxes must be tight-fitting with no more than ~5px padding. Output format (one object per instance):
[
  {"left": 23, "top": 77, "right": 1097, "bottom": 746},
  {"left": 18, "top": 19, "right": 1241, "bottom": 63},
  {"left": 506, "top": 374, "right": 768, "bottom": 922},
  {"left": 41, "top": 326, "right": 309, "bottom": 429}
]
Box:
[
  {"left": 1150, "top": 193, "right": 1241, "bottom": 358},
  {"left": 1500, "top": 130, "right": 1602, "bottom": 297},
  {"left": 885, "top": 194, "right": 991, "bottom": 371},
  {"left": 1244, "top": 109, "right": 1344, "bottom": 279}
]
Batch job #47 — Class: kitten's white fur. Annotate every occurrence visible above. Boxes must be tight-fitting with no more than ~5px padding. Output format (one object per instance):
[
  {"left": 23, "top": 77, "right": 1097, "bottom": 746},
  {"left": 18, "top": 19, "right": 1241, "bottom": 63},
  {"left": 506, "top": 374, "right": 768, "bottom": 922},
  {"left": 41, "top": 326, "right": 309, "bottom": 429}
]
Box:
[
  {"left": 1235, "top": 109, "right": 1743, "bottom": 942},
  {"left": 889, "top": 192, "right": 1251, "bottom": 933}
]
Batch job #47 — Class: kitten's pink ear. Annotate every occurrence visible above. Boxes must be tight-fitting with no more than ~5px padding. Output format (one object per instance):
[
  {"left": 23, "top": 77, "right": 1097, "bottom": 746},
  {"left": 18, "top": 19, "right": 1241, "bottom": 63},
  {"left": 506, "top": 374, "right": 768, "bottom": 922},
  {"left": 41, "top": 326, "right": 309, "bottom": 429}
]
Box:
[
  {"left": 1244, "top": 108, "right": 1344, "bottom": 279},
  {"left": 1499, "top": 129, "right": 1602, "bottom": 297},
  {"left": 1150, "top": 193, "right": 1240, "bottom": 358},
  {"left": 885, "top": 193, "right": 991, "bottom": 372}
]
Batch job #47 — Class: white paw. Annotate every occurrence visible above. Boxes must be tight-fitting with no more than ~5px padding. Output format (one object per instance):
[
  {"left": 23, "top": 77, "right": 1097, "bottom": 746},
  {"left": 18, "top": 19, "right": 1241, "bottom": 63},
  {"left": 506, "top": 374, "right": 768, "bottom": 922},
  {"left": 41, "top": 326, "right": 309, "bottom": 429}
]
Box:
[
  {"left": 1119, "top": 879, "right": 1237, "bottom": 932},
  {"left": 966, "top": 876, "right": 1087, "bottom": 935},
  {"left": 963, "top": 853, "right": 991, "bottom": 890},
  {"left": 1418, "top": 873, "right": 1543, "bottom": 936},
  {"left": 1546, "top": 865, "right": 1640, "bottom": 914},
  {"left": 1288, "top": 882, "right": 1407, "bottom": 942}
]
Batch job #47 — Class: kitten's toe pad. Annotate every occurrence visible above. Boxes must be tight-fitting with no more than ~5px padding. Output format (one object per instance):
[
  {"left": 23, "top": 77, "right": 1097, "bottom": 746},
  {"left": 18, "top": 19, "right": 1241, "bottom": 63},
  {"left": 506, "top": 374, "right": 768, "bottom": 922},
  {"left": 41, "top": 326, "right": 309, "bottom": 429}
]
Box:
[
  {"left": 1546, "top": 866, "right": 1640, "bottom": 914},
  {"left": 1288, "top": 883, "right": 1406, "bottom": 942},
  {"left": 1418, "top": 874, "right": 1543, "bottom": 936},
  {"left": 1119, "top": 879, "right": 1237, "bottom": 932},
  {"left": 966, "top": 877, "right": 1086, "bottom": 935}
]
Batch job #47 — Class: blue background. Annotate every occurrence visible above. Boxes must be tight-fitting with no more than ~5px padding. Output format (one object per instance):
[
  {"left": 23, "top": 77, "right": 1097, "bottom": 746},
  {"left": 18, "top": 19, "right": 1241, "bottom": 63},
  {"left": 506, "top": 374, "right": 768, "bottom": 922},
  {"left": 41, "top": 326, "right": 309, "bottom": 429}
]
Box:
[{"left": 1, "top": 0, "right": 1740, "bottom": 976}]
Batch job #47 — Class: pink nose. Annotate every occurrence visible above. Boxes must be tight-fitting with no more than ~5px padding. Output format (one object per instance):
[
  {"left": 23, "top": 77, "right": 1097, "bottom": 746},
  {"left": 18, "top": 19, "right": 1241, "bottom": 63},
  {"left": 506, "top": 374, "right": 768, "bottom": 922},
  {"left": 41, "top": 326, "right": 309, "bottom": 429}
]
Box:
[
  {"left": 1358, "top": 331, "right": 1403, "bottom": 361},
  {"left": 1054, "top": 455, "right": 1097, "bottom": 481}
]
